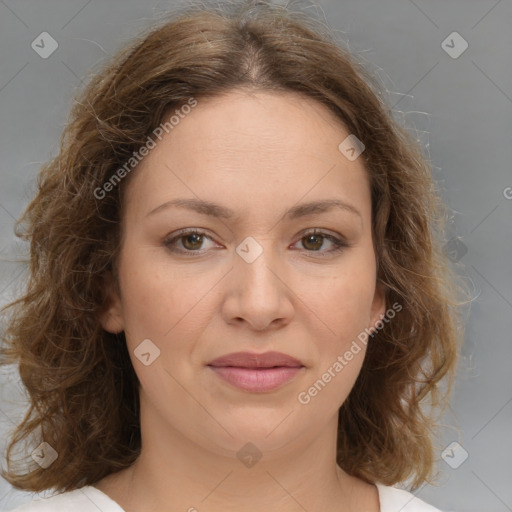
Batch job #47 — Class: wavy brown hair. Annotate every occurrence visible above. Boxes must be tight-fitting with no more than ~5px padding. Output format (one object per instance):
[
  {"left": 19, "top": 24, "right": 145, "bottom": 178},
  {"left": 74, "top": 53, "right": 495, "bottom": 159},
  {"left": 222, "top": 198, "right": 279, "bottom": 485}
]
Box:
[{"left": 1, "top": 0, "right": 467, "bottom": 495}]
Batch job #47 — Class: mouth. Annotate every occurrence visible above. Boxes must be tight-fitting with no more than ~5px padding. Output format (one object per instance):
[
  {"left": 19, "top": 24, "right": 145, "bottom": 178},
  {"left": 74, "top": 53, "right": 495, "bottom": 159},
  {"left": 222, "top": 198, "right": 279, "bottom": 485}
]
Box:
[{"left": 207, "top": 351, "right": 305, "bottom": 392}]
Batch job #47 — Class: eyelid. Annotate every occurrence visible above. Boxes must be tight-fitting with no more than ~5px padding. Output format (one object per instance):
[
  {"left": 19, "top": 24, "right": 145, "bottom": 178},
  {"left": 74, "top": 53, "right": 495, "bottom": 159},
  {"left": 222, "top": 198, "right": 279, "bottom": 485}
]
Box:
[{"left": 296, "top": 227, "right": 348, "bottom": 242}]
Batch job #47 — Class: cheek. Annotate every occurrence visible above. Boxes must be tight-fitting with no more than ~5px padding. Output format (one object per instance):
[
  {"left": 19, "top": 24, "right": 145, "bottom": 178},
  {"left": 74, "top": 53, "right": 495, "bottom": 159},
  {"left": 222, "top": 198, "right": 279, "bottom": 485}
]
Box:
[
  {"left": 298, "top": 274, "right": 373, "bottom": 413},
  {"left": 118, "top": 248, "right": 223, "bottom": 371},
  {"left": 117, "top": 249, "right": 194, "bottom": 343},
  {"left": 307, "top": 266, "right": 377, "bottom": 335},
  {"left": 302, "top": 260, "right": 376, "bottom": 400}
]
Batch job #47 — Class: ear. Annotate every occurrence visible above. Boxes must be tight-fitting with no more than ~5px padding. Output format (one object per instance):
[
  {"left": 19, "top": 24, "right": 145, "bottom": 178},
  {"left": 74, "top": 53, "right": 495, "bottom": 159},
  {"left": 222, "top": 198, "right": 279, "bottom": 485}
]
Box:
[
  {"left": 98, "top": 272, "right": 125, "bottom": 334},
  {"left": 368, "top": 281, "right": 386, "bottom": 332}
]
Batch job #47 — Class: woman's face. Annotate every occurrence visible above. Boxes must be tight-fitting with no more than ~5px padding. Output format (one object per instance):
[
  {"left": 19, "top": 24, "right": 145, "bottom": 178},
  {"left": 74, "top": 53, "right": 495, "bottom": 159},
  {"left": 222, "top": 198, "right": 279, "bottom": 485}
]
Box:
[{"left": 100, "top": 89, "right": 385, "bottom": 459}]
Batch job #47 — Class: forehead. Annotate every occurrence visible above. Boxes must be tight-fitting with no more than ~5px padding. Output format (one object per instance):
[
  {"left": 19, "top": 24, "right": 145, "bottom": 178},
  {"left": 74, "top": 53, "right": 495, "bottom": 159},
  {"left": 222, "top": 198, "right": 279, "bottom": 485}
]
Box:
[
  {"left": 167, "top": 89, "right": 350, "bottom": 160},
  {"left": 123, "top": 89, "right": 371, "bottom": 222}
]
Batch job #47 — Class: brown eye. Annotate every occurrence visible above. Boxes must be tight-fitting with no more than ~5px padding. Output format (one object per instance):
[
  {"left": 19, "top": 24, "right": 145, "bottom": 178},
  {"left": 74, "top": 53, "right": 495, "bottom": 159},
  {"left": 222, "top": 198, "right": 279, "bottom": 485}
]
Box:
[
  {"left": 302, "top": 234, "right": 324, "bottom": 251},
  {"left": 164, "top": 229, "right": 216, "bottom": 254},
  {"left": 295, "top": 229, "right": 349, "bottom": 255},
  {"left": 181, "top": 232, "right": 204, "bottom": 251}
]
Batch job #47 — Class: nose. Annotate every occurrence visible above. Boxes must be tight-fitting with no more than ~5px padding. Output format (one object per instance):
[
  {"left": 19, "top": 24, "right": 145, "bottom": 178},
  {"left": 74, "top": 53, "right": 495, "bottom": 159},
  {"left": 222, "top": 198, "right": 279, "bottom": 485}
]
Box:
[{"left": 221, "top": 237, "right": 294, "bottom": 331}]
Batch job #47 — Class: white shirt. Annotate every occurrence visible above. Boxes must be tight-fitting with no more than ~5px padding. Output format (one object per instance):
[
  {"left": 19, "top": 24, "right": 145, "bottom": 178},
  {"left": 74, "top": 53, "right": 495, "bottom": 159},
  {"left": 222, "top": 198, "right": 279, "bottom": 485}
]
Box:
[{"left": 6, "top": 483, "right": 444, "bottom": 511}]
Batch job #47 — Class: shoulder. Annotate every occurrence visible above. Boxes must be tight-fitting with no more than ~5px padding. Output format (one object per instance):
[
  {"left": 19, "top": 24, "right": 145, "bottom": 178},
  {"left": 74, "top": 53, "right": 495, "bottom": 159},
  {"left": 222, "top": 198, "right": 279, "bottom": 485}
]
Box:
[
  {"left": 376, "top": 484, "right": 446, "bottom": 512},
  {"left": 6, "top": 485, "right": 125, "bottom": 512}
]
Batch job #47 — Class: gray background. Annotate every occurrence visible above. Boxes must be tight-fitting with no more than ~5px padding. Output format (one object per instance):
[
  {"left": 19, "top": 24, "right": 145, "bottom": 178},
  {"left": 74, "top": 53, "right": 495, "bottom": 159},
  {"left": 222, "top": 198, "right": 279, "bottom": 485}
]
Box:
[{"left": 0, "top": 1, "right": 511, "bottom": 511}]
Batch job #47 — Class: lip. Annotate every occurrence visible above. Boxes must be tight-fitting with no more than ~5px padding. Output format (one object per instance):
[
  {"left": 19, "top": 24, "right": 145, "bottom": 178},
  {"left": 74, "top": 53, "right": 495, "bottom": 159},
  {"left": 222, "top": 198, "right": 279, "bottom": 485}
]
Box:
[
  {"left": 207, "top": 351, "right": 305, "bottom": 392},
  {"left": 209, "top": 366, "right": 303, "bottom": 392},
  {"left": 208, "top": 351, "right": 304, "bottom": 368}
]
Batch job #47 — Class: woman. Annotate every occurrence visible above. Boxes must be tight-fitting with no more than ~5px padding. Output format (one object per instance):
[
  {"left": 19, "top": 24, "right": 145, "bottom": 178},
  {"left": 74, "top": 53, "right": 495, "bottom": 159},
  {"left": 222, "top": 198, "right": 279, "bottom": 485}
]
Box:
[{"left": 1, "top": 1, "right": 465, "bottom": 511}]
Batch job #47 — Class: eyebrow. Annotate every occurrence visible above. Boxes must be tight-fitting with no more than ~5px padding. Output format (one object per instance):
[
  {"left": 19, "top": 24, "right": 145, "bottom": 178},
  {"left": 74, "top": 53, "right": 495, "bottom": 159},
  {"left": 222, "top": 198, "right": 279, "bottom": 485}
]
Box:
[{"left": 145, "top": 197, "right": 362, "bottom": 222}]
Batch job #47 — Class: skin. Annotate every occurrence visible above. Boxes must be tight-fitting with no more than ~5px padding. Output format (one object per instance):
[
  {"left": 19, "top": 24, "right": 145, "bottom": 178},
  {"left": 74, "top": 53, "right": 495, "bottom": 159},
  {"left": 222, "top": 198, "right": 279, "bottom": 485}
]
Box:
[{"left": 96, "top": 89, "right": 386, "bottom": 512}]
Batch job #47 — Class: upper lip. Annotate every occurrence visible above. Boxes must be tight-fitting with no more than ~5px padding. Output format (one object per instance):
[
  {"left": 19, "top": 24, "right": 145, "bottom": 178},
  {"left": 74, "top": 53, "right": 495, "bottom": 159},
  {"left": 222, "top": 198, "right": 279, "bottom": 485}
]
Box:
[{"left": 208, "top": 351, "right": 304, "bottom": 368}]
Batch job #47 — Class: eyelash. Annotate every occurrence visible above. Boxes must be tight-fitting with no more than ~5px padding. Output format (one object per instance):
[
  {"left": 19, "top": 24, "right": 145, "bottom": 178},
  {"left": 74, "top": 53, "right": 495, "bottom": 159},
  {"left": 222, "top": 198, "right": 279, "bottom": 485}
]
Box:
[{"left": 163, "top": 228, "right": 349, "bottom": 257}]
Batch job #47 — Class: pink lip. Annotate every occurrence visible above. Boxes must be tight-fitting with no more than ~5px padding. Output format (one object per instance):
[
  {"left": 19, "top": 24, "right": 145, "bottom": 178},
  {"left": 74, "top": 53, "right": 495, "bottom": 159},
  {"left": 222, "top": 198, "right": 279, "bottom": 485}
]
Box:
[
  {"left": 209, "top": 366, "right": 303, "bottom": 392},
  {"left": 207, "top": 351, "right": 305, "bottom": 392}
]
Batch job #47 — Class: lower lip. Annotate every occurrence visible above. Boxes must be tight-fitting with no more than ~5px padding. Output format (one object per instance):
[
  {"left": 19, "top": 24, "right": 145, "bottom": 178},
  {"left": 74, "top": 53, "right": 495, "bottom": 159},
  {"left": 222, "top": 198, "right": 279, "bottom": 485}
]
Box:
[{"left": 208, "top": 366, "right": 303, "bottom": 392}]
